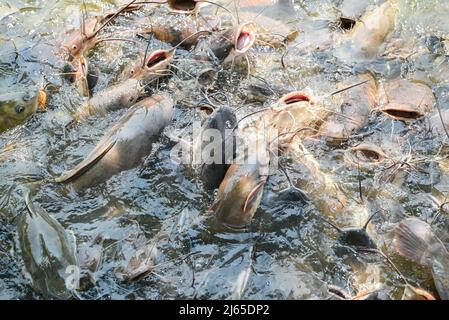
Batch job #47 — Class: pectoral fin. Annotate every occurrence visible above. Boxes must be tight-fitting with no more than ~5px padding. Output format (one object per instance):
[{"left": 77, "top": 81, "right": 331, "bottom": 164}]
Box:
[
  {"left": 55, "top": 136, "right": 117, "bottom": 183},
  {"left": 24, "top": 190, "right": 36, "bottom": 218},
  {"left": 394, "top": 218, "right": 438, "bottom": 267}
]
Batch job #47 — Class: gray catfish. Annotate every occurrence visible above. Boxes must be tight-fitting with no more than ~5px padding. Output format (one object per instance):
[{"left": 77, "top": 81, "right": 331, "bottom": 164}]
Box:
[
  {"left": 191, "top": 106, "right": 237, "bottom": 190},
  {"left": 211, "top": 140, "right": 269, "bottom": 230},
  {"left": 195, "top": 23, "right": 256, "bottom": 64},
  {"left": 73, "top": 49, "right": 174, "bottom": 122},
  {"left": 141, "top": 14, "right": 220, "bottom": 49},
  {"left": 17, "top": 192, "right": 78, "bottom": 300},
  {"left": 394, "top": 218, "right": 449, "bottom": 300},
  {"left": 379, "top": 79, "right": 436, "bottom": 121},
  {"left": 335, "top": 2, "right": 396, "bottom": 62},
  {"left": 317, "top": 73, "right": 377, "bottom": 142},
  {"left": 56, "top": 94, "right": 174, "bottom": 190}
]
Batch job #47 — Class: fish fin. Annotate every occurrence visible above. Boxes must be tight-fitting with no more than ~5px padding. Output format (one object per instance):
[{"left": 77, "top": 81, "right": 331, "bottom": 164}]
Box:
[
  {"left": 242, "top": 180, "right": 266, "bottom": 213},
  {"left": 55, "top": 136, "right": 117, "bottom": 183},
  {"left": 38, "top": 90, "right": 47, "bottom": 111},
  {"left": 394, "top": 218, "right": 436, "bottom": 266},
  {"left": 24, "top": 190, "right": 36, "bottom": 217}
]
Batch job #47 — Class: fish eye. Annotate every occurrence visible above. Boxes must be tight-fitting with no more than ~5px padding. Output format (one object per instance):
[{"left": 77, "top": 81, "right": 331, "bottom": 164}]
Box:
[
  {"left": 15, "top": 105, "right": 26, "bottom": 114},
  {"left": 72, "top": 44, "right": 78, "bottom": 51}
]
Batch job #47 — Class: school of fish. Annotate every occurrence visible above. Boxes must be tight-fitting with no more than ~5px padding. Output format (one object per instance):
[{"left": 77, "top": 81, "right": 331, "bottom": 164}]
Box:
[{"left": 1, "top": 0, "right": 449, "bottom": 300}]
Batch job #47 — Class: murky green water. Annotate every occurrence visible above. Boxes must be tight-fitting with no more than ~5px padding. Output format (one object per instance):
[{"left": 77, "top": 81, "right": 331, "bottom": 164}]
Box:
[{"left": 1, "top": 0, "right": 449, "bottom": 299}]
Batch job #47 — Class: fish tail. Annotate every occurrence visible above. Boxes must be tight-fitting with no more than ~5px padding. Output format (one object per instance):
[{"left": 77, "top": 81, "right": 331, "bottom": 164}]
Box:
[{"left": 394, "top": 218, "right": 436, "bottom": 267}]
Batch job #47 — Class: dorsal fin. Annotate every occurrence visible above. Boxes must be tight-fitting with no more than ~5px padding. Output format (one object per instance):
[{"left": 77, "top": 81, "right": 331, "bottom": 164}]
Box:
[
  {"left": 56, "top": 103, "right": 144, "bottom": 183},
  {"left": 24, "top": 190, "right": 36, "bottom": 218},
  {"left": 55, "top": 136, "right": 116, "bottom": 183}
]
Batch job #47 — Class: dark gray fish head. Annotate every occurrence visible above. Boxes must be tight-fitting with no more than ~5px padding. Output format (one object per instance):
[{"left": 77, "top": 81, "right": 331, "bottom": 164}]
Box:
[
  {"left": 207, "top": 23, "right": 256, "bottom": 63},
  {"left": 194, "top": 106, "right": 237, "bottom": 190},
  {"left": 206, "top": 29, "right": 234, "bottom": 62},
  {"left": 337, "top": 227, "right": 378, "bottom": 250},
  {"left": 86, "top": 67, "right": 99, "bottom": 95},
  {"left": 204, "top": 106, "right": 237, "bottom": 132}
]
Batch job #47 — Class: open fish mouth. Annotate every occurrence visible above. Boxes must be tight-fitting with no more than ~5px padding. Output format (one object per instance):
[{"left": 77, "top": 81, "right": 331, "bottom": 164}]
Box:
[
  {"left": 168, "top": 0, "right": 198, "bottom": 13},
  {"left": 235, "top": 23, "right": 256, "bottom": 54},
  {"left": 346, "top": 144, "right": 387, "bottom": 165},
  {"left": 380, "top": 103, "right": 424, "bottom": 121},
  {"left": 145, "top": 49, "right": 174, "bottom": 71},
  {"left": 338, "top": 17, "right": 356, "bottom": 31},
  {"left": 279, "top": 91, "right": 312, "bottom": 105}
]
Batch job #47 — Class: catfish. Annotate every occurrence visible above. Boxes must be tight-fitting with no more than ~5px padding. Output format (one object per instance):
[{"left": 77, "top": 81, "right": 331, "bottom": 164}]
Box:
[
  {"left": 191, "top": 105, "right": 238, "bottom": 190},
  {"left": 17, "top": 191, "right": 78, "bottom": 299},
  {"left": 210, "top": 139, "right": 269, "bottom": 230},
  {"left": 57, "top": 94, "right": 174, "bottom": 190}
]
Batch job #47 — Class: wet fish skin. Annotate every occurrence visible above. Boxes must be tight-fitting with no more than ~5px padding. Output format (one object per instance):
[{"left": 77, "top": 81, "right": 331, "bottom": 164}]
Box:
[
  {"left": 0, "top": 89, "right": 39, "bottom": 132},
  {"left": 60, "top": 2, "right": 143, "bottom": 62},
  {"left": 394, "top": 218, "right": 449, "bottom": 300},
  {"left": 318, "top": 73, "right": 377, "bottom": 142},
  {"left": 379, "top": 79, "right": 436, "bottom": 121},
  {"left": 338, "top": 227, "right": 377, "bottom": 250},
  {"left": 57, "top": 94, "right": 174, "bottom": 191},
  {"left": 17, "top": 192, "right": 78, "bottom": 300},
  {"left": 196, "top": 23, "right": 255, "bottom": 63},
  {"left": 142, "top": 14, "right": 220, "bottom": 49},
  {"left": 340, "top": 0, "right": 371, "bottom": 18},
  {"left": 212, "top": 143, "right": 269, "bottom": 230},
  {"left": 202, "top": 28, "right": 234, "bottom": 62},
  {"left": 115, "top": 243, "right": 157, "bottom": 281},
  {"left": 75, "top": 49, "right": 174, "bottom": 121},
  {"left": 336, "top": 2, "right": 396, "bottom": 62},
  {"left": 282, "top": 139, "right": 347, "bottom": 217},
  {"left": 430, "top": 109, "right": 449, "bottom": 137},
  {"left": 192, "top": 106, "right": 237, "bottom": 190},
  {"left": 61, "top": 17, "right": 100, "bottom": 62},
  {"left": 73, "top": 78, "right": 143, "bottom": 121}
]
